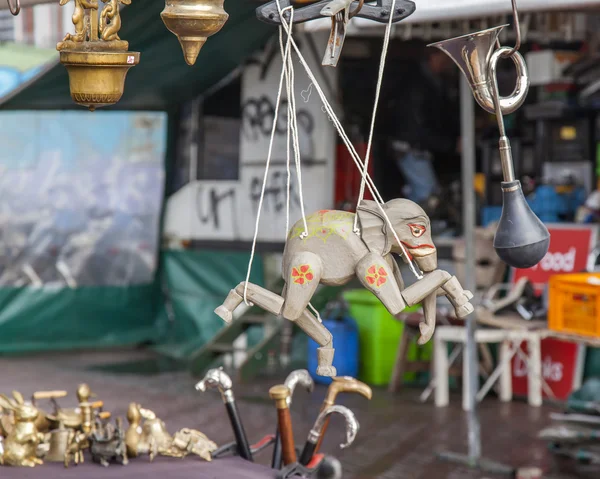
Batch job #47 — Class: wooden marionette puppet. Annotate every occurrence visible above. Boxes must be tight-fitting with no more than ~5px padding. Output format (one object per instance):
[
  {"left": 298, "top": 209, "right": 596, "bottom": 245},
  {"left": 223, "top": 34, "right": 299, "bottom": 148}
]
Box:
[
  {"left": 219, "top": 0, "right": 472, "bottom": 377},
  {"left": 216, "top": 199, "right": 474, "bottom": 377}
]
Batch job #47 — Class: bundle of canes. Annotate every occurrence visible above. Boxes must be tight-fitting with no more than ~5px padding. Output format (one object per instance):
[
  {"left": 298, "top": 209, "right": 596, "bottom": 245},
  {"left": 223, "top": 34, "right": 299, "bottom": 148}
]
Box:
[{"left": 272, "top": 369, "right": 314, "bottom": 469}]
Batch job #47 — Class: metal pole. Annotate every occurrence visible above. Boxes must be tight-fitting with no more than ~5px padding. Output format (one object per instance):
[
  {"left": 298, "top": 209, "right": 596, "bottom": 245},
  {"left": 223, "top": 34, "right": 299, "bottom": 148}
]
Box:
[
  {"left": 438, "top": 76, "right": 514, "bottom": 478},
  {"left": 460, "top": 74, "right": 481, "bottom": 463}
]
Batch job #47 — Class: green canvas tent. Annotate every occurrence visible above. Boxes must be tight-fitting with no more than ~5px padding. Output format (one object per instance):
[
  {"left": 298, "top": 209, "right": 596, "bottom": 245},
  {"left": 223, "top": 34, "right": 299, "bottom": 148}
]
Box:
[{"left": 0, "top": 0, "right": 274, "bottom": 356}]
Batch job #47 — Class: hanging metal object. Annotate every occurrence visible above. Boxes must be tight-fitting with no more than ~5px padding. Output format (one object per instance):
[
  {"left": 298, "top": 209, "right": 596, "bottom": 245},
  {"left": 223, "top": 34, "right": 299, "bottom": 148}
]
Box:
[
  {"left": 428, "top": 0, "right": 550, "bottom": 269},
  {"left": 256, "top": 0, "right": 416, "bottom": 67},
  {"left": 161, "top": 0, "right": 229, "bottom": 67},
  {"left": 428, "top": 25, "right": 528, "bottom": 115},
  {"left": 6, "top": 0, "right": 20, "bottom": 15},
  {"left": 57, "top": 0, "right": 140, "bottom": 111}
]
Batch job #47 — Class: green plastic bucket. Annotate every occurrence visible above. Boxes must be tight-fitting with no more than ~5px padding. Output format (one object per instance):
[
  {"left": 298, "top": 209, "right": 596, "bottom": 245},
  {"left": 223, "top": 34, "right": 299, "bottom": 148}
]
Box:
[{"left": 342, "top": 289, "right": 432, "bottom": 386}]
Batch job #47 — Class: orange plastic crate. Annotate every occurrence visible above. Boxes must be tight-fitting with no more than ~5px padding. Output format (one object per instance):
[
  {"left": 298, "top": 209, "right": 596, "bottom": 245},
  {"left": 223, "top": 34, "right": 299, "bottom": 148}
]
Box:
[{"left": 548, "top": 273, "right": 600, "bottom": 338}]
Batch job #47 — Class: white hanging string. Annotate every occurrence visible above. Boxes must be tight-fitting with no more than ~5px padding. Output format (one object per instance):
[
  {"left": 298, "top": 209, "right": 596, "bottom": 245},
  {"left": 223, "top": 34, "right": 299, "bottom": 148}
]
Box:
[
  {"left": 243, "top": 7, "right": 296, "bottom": 305},
  {"left": 353, "top": 0, "right": 397, "bottom": 233},
  {"left": 280, "top": 6, "right": 321, "bottom": 322},
  {"left": 283, "top": 22, "right": 309, "bottom": 239},
  {"left": 276, "top": 4, "right": 423, "bottom": 280}
]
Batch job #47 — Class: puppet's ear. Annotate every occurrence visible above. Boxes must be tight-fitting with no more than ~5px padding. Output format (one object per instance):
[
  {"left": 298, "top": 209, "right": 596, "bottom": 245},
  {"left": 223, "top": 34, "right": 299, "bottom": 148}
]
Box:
[{"left": 357, "top": 200, "right": 391, "bottom": 256}]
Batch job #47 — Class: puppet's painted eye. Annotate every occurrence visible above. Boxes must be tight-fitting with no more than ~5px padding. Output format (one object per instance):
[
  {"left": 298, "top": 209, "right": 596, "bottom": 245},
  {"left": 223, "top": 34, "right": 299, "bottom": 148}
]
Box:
[{"left": 409, "top": 224, "right": 426, "bottom": 238}]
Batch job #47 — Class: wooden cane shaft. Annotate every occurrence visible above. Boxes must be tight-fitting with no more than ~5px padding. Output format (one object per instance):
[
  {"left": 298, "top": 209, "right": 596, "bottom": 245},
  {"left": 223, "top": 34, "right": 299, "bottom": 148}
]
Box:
[{"left": 277, "top": 408, "right": 297, "bottom": 465}]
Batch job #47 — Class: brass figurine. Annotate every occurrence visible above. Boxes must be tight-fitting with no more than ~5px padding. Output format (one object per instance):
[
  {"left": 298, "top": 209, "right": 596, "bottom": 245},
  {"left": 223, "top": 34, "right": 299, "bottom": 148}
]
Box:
[
  {"left": 124, "top": 403, "right": 215, "bottom": 461},
  {"left": 0, "top": 393, "right": 45, "bottom": 467},
  {"left": 64, "top": 429, "right": 87, "bottom": 467},
  {"left": 161, "top": 0, "right": 228, "bottom": 66},
  {"left": 57, "top": 0, "right": 140, "bottom": 110},
  {"left": 125, "top": 403, "right": 159, "bottom": 460},
  {"left": 161, "top": 429, "right": 218, "bottom": 461},
  {"left": 45, "top": 422, "right": 72, "bottom": 463},
  {"left": 31, "top": 390, "right": 68, "bottom": 433},
  {"left": 89, "top": 417, "right": 129, "bottom": 467},
  {"left": 100, "top": 0, "right": 130, "bottom": 43}
]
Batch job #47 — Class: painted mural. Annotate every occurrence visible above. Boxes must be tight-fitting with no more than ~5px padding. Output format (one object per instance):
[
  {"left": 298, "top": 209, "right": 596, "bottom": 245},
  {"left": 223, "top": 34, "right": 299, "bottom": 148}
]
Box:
[{"left": 0, "top": 111, "right": 168, "bottom": 287}]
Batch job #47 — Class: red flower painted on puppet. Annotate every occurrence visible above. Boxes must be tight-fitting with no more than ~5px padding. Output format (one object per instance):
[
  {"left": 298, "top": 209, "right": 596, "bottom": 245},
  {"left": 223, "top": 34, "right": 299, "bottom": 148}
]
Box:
[
  {"left": 291, "top": 264, "right": 314, "bottom": 285},
  {"left": 365, "top": 265, "right": 387, "bottom": 287}
]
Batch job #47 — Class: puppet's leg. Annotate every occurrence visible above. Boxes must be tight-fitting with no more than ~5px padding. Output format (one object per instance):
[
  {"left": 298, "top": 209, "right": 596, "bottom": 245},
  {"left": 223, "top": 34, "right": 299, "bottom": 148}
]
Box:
[
  {"left": 282, "top": 252, "right": 336, "bottom": 377},
  {"left": 402, "top": 270, "right": 473, "bottom": 319},
  {"left": 356, "top": 253, "right": 407, "bottom": 315},
  {"left": 215, "top": 282, "right": 284, "bottom": 323}
]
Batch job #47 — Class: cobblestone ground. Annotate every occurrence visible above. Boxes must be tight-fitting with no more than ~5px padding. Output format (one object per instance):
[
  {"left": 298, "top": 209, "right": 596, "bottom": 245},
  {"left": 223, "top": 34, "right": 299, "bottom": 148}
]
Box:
[{"left": 0, "top": 348, "right": 582, "bottom": 478}]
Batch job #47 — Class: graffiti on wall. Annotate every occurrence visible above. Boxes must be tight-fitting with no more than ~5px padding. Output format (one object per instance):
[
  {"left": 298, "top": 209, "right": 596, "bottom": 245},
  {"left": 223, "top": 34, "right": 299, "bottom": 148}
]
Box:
[{"left": 163, "top": 32, "right": 336, "bottom": 243}]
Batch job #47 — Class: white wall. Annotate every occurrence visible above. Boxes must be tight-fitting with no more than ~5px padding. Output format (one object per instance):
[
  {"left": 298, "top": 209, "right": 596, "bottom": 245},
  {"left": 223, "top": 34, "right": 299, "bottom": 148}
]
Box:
[{"left": 164, "top": 31, "right": 339, "bottom": 243}]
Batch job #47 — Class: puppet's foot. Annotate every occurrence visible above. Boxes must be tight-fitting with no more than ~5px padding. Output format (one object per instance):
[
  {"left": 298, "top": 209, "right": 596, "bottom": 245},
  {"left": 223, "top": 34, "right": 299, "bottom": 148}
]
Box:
[
  {"left": 443, "top": 276, "right": 474, "bottom": 319},
  {"left": 214, "top": 306, "right": 233, "bottom": 323},
  {"left": 214, "top": 288, "right": 244, "bottom": 324},
  {"left": 418, "top": 322, "right": 434, "bottom": 345},
  {"left": 316, "top": 347, "right": 337, "bottom": 377}
]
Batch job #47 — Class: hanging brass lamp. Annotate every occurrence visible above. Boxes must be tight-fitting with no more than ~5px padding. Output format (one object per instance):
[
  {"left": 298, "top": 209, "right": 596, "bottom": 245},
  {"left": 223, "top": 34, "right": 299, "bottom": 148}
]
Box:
[
  {"left": 57, "top": 0, "right": 140, "bottom": 111},
  {"left": 161, "top": 0, "right": 228, "bottom": 66}
]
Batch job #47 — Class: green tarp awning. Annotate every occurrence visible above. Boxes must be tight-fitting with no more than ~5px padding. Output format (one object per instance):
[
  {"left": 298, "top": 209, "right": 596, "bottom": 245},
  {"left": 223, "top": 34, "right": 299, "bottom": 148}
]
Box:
[{"left": 0, "top": 0, "right": 274, "bottom": 111}]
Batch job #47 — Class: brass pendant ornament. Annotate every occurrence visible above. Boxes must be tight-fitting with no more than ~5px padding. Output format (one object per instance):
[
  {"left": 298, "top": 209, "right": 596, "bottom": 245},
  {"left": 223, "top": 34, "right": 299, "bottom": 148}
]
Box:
[
  {"left": 161, "top": 0, "right": 228, "bottom": 66},
  {"left": 57, "top": 0, "right": 140, "bottom": 111}
]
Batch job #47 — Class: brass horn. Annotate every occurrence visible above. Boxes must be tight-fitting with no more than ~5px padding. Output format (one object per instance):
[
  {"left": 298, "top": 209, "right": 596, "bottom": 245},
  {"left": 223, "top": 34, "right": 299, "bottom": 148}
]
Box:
[{"left": 428, "top": 25, "right": 529, "bottom": 115}]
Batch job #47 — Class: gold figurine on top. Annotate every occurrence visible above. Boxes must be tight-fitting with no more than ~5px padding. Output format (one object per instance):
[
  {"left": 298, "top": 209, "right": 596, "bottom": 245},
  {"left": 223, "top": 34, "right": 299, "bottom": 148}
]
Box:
[{"left": 57, "top": 0, "right": 140, "bottom": 111}]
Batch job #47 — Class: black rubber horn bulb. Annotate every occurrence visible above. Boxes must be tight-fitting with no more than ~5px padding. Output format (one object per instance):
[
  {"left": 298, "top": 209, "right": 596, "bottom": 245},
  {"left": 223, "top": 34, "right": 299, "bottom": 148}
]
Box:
[{"left": 493, "top": 180, "right": 550, "bottom": 269}]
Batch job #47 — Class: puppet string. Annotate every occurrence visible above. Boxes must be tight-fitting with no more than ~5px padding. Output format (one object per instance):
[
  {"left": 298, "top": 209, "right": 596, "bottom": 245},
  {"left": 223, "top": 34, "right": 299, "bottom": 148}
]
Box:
[
  {"left": 280, "top": 2, "right": 321, "bottom": 321},
  {"left": 277, "top": 12, "right": 423, "bottom": 280},
  {"left": 243, "top": 6, "right": 296, "bottom": 306},
  {"left": 354, "top": 0, "right": 397, "bottom": 233},
  {"left": 282, "top": 16, "right": 309, "bottom": 239}
]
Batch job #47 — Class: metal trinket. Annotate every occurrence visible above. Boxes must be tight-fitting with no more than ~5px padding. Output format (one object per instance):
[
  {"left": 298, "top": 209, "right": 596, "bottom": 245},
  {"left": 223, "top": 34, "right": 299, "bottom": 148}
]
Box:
[
  {"left": 256, "top": 0, "right": 416, "bottom": 67},
  {"left": 57, "top": 0, "right": 140, "bottom": 110},
  {"left": 0, "top": 392, "right": 45, "bottom": 467},
  {"left": 162, "top": 428, "right": 218, "bottom": 461},
  {"left": 161, "top": 0, "right": 229, "bottom": 66},
  {"left": 89, "top": 417, "right": 129, "bottom": 467}
]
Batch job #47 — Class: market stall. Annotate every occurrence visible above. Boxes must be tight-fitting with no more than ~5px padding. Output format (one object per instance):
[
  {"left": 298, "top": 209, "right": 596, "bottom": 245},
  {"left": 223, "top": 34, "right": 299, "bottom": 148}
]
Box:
[{"left": 2, "top": 0, "right": 600, "bottom": 477}]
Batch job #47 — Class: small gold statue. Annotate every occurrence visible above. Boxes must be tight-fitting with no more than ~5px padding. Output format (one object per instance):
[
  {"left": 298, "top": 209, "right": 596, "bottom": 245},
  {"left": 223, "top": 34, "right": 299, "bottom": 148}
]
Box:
[
  {"left": 30, "top": 390, "right": 68, "bottom": 433},
  {"left": 100, "top": 0, "right": 130, "bottom": 44},
  {"left": 57, "top": 0, "right": 98, "bottom": 46},
  {"left": 57, "top": 0, "right": 139, "bottom": 110},
  {"left": 64, "top": 429, "right": 87, "bottom": 467},
  {"left": 125, "top": 403, "right": 158, "bottom": 460},
  {"left": 162, "top": 428, "right": 218, "bottom": 461},
  {"left": 0, "top": 392, "right": 46, "bottom": 467},
  {"left": 125, "top": 403, "right": 215, "bottom": 461}
]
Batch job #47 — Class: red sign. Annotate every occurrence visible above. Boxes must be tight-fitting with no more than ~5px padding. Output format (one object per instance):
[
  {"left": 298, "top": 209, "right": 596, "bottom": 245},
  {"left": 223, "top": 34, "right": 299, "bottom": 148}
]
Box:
[
  {"left": 512, "top": 338, "right": 585, "bottom": 401},
  {"left": 511, "top": 225, "right": 598, "bottom": 294}
]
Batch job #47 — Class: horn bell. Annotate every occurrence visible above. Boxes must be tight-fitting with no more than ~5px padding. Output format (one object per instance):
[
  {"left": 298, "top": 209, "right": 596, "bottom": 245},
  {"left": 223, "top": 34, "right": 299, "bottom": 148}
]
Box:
[{"left": 428, "top": 25, "right": 529, "bottom": 115}]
